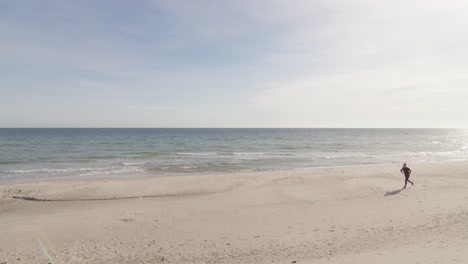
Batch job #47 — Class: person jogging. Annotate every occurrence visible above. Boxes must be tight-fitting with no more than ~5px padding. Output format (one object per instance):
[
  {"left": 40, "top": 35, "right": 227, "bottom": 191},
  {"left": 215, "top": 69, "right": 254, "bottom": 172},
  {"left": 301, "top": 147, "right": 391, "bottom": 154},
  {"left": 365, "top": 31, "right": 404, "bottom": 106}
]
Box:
[{"left": 400, "top": 163, "right": 414, "bottom": 188}]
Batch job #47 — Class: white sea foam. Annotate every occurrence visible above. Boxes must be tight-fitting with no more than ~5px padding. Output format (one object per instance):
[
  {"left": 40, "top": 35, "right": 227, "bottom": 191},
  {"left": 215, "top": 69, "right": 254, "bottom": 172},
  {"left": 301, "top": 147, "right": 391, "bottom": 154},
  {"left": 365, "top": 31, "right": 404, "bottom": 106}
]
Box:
[
  {"left": 176, "top": 152, "right": 268, "bottom": 157},
  {"left": 121, "top": 162, "right": 147, "bottom": 166},
  {"left": 233, "top": 152, "right": 266, "bottom": 156},
  {"left": 181, "top": 165, "right": 198, "bottom": 169},
  {"left": 5, "top": 168, "right": 96, "bottom": 174},
  {"left": 4, "top": 166, "right": 145, "bottom": 176},
  {"left": 177, "top": 152, "right": 217, "bottom": 156}
]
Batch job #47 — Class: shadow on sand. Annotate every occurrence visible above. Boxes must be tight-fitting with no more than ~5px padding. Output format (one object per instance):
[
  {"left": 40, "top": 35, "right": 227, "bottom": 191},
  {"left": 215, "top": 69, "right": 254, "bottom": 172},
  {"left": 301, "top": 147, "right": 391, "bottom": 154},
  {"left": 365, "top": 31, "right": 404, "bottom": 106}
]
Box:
[{"left": 384, "top": 188, "right": 404, "bottom": 196}]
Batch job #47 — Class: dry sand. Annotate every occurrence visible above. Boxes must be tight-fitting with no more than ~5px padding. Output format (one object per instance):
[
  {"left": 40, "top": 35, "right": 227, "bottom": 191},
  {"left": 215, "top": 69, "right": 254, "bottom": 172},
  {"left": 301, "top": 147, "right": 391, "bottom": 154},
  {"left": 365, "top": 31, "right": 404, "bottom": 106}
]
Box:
[{"left": 1, "top": 161, "right": 467, "bottom": 263}]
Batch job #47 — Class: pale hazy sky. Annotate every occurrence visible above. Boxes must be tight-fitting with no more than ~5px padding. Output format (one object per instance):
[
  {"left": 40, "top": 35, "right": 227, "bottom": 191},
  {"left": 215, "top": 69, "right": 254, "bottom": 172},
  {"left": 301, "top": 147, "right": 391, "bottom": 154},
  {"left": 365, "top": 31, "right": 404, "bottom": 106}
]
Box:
[{"left": 1, "top": 0, "right": 467, "bottom": 128}]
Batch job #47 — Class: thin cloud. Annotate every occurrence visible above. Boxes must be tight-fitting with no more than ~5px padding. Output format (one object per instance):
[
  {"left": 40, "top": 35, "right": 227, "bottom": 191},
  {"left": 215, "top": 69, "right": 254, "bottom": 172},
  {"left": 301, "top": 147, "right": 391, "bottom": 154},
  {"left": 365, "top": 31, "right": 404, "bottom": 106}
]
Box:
[{"left": 1, "top": 0, "right": 468, "bottom": 127}]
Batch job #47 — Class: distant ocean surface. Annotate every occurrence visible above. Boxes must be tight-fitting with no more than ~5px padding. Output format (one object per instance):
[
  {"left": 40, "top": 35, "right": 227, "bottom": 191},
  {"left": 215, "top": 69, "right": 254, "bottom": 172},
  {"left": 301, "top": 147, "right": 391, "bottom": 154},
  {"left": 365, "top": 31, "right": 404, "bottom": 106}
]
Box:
[{"left": 1, "top": 128, "right": 467, "bottom": 182}]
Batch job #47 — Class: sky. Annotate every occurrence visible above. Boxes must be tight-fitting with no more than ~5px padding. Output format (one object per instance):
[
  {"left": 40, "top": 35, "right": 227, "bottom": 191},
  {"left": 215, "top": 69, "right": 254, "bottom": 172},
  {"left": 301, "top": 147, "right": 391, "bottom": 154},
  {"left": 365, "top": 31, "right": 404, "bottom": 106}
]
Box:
[{"left": 1, "top": 0, "right": 467, "bottom": 128}]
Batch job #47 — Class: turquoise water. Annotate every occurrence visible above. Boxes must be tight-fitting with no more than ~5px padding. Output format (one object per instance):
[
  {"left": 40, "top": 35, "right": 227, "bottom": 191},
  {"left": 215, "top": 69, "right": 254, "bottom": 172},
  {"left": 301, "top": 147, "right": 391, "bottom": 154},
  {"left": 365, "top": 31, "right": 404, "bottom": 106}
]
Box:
[{"left": 1, "top": 128, "right": 467, "bottom": 181}]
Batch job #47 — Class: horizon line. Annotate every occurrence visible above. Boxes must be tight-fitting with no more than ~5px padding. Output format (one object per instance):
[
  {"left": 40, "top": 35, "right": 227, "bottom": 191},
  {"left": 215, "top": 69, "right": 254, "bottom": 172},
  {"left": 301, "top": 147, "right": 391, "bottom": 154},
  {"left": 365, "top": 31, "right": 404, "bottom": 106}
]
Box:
[{"left": 0, "top": 127, "right": 465, "bottom": 129}]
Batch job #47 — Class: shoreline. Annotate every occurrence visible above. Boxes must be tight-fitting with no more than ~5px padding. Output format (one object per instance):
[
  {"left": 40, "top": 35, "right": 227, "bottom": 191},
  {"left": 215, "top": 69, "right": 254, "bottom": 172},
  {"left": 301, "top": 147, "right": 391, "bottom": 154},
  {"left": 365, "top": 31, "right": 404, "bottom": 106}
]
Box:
[
  {"left": 3, "top": 159, "right": 468, "bottom": 185},
  {"left": 1, "top": 161, "right": 467, "bottom": 263}
]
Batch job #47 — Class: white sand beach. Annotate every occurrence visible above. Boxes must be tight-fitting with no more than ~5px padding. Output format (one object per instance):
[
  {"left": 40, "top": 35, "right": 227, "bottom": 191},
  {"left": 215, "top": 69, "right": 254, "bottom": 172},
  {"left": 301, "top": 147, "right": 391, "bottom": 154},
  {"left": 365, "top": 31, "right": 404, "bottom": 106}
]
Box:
[{"left": 1, "top": 161, "right": 467, "bottom": 263}]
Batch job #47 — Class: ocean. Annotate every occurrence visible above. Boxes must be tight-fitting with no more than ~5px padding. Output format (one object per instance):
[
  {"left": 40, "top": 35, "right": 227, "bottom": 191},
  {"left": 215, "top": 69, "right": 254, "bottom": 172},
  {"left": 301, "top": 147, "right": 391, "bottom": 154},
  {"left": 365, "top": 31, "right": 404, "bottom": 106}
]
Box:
[{"left": 0, "top": 128, "right": 467, "bottom": 182}]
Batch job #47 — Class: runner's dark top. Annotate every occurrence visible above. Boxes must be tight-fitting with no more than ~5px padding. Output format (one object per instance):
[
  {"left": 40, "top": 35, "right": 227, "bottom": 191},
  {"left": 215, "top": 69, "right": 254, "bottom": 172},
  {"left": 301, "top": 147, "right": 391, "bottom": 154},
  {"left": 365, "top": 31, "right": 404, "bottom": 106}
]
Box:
[{"left": 401, "top": 167, "right": 411, "bottom": 176}]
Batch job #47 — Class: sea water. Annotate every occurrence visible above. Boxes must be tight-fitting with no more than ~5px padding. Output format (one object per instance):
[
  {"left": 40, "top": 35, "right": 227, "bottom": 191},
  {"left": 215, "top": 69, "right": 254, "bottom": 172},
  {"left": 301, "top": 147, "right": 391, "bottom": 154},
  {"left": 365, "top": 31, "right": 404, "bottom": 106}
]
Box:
[{"left": 1, "top": 128, "right": 467, "bottom": 181}]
